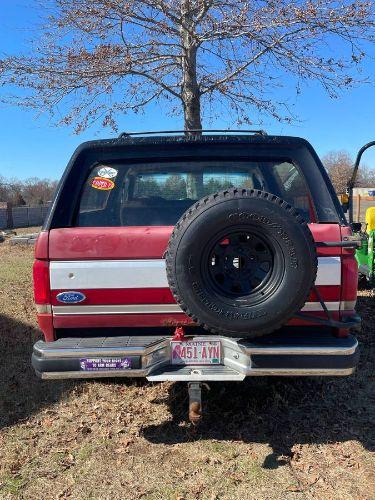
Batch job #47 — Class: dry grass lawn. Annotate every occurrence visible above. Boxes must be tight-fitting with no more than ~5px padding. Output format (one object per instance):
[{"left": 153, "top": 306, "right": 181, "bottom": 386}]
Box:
[{"left": 0, "top": 241, "right": 374, "bottom": 499}]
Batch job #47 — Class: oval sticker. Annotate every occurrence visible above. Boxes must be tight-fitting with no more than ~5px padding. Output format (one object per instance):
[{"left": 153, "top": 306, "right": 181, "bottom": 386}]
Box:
[
  {"left": 56, "top": 291, "right": 86, "bottom": 304},
  {"left": 97, "top": 166, "right": 118, "bottom": 179},
  {"left": 91, "top": 177, "right": 115, "bottom": 190}
]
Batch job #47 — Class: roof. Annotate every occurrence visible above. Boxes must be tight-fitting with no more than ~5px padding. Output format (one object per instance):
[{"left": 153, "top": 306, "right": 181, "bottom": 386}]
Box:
[
  {"left": 44, "top": 131, "right": 346, "bottom": 229},
  {"left": 75, "top": 133, "right": 311, "bottom": 152}
]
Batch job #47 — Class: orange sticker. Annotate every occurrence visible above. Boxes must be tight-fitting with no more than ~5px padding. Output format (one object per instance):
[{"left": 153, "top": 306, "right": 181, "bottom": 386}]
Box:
[{"left": 91, "top": 177, "right": 115, "bottom": 191}]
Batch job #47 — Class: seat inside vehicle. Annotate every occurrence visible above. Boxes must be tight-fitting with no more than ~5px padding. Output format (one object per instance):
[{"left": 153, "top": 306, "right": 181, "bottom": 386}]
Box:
[{"left": 121, "top": 198, "right": 196, "bottom": 226}]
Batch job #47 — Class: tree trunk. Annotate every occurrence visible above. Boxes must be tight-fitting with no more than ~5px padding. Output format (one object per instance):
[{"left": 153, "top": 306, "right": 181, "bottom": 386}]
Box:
[
  {"left": 183, "top": 77, "right": 202, "bottom": 132},
  {"left": 181, "top": 2, "right": 203, "bottom": 199},
  {"left": 180, "top": 1, "right": 202, "bottom": 134}
]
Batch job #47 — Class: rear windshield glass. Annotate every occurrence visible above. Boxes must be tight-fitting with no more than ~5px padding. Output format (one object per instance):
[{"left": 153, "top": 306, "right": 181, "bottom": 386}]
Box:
[{"left": 77, "top": 160, "right": 316, "bottom": 227}]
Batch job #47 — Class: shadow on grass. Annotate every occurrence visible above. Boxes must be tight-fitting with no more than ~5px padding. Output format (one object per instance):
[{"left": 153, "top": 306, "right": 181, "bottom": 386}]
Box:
[
  {"left": 142, "top": 293, "right": 375, "bottom": 467},
  {"left": 1, "top": 293, "right": 374, "bottom": 469},
  {"left": 0, "top": 314, "right": 77, "bottom": 430}
]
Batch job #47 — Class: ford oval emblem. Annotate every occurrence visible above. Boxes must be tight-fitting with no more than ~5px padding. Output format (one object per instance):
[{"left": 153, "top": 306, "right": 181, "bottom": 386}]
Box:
[{"left": 56, "top": 291, "right": 86, "bottom": 304}]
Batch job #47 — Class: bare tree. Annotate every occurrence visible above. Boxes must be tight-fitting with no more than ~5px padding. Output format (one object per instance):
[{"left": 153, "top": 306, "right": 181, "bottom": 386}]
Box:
[
  {"left": 0, "top": 1, "right": 374, "bottom": 133},
  {"left": 323, "top": 150, "right": 375, "bottom": 193},
  {"left": 22, "top": 178, "right": 59, "bottom": 205},
  {"left": 0, "top": 176, "right": 58, "bottom": 205}
]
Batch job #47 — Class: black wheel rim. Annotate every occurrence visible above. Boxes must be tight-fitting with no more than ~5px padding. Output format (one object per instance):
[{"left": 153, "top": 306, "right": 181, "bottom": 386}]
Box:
[{"left": 208, "top": 231, "right": 274, "bottom": 298}]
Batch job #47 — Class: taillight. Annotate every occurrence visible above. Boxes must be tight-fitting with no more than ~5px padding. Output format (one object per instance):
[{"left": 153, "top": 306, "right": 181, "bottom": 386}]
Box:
[{"left": 33, "top": 259, "right": 51, "bottom": 305}]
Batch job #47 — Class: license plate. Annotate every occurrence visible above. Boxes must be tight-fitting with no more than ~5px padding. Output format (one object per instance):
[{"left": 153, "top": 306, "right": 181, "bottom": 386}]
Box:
[{"left": 170, "top": 340, "right": 221, "bottom": 365}]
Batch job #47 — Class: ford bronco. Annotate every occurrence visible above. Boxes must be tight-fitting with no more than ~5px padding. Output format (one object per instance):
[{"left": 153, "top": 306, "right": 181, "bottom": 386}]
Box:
[{"left": 32, "top": 131, "right": 362, "bottom": 421}]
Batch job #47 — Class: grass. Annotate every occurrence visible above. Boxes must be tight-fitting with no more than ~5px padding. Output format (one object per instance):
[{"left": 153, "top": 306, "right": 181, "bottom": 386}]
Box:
[
  {"left": 0, "top": 240, "right": 374, "bottom": 499},
  {"left": 0, "top": 476, "right": 26, "bottom": 496}
]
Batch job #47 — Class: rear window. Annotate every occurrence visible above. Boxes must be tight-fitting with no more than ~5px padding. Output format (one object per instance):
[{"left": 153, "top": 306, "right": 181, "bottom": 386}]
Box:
[{"left": 77, "top": 160, "right": 315, "bottom": 227}]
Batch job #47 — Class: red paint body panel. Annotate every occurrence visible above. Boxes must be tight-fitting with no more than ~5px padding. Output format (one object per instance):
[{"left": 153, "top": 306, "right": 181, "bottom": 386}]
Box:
[
  {"left": 340, "top": 255, "right": 359, "bottom": 303},
  {"left": 37, "top": 314, "right": 55, "bottom": 342},
  {"left": 34, "top": 231, "right": 49, "bottom": 260},
  {"left": 49, "top": 227, "right": 173, "bottom": 260},
  {"left": 53, "top": 313, "right": 194, "bottom": 329},
  {"left": 287, "top": 311, "right": 342, "bottom": 327},
  {"left": 308, "top": 223, "right": 342, "bottom": 256},
  {"left": 48, "top": 224, "right": 345, "bottom": 260},
  {"left": 340, "top": 225, "right": 357, "bottom": 256},
  {"left": 52, "top": 287, "right": 175, "bottom": 305},
  {"left": 52, "top": 311, "right": 346, "bottom": 330},
  {"left": 307, "top": 286, "right": 342, "bottom": 303},
  {"left": 39, "top": 223, "right": 359, "bottom": 339},
  {"left": 339, "top": 225, "right": 358, "bottom": 305},
  {"left": 51, "top": 285, "right": 341, "bottom": 306}
]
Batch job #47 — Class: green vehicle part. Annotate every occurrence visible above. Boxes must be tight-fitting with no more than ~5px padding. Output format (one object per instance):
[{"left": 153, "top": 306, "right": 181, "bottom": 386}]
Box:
[
  {"left": 345, "top": 141, "right": 375, "bottom": 288},
  {"left": 355, "top": 207, "right": 375, "bottom": 287}
]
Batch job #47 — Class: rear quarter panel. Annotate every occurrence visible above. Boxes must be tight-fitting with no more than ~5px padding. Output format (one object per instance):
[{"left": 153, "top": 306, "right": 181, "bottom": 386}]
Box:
[{"left": 46, "top": 224, "right": 356, "bottom": 335}]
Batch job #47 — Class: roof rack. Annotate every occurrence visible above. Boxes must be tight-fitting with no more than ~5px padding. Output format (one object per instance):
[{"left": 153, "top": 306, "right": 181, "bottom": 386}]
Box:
[{"left": 118, "top": 129, "right": 267, "bottom": 138}]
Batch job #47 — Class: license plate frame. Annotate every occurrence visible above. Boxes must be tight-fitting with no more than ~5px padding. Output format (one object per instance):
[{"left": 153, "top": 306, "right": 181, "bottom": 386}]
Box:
[{"left": 170, "top": 339, "right": 221, "bottom": 365}]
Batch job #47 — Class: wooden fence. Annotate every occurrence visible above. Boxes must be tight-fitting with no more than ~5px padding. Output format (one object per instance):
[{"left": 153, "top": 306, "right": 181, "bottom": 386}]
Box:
[{"left": 352, "top": 195, "right": 375, "bottom": 223}]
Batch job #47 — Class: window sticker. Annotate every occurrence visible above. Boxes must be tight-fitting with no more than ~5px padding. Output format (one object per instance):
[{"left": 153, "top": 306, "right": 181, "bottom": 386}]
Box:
[
  {"left": 97, "top": 166, "right": 118, "bottom": 179},
  {"left": 91, "top": 177, "right": 115, "bottom": 191}
]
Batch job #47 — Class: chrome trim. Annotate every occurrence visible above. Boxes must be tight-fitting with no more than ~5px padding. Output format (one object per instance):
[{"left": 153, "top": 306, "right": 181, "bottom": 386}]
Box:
[
  {"left": 147, "top": 368, "right": 245, "bottom": 382},
  {"left": 33, "top": 334, "right": 358, "bottom": 381},
  {"left": 33, "top": 338, "right": 171, "bottom": 359},
  {"left": 302, "top": 301, "right": 340, "bottom": 312},
  {"left": 203, "top": 336, "right": 358, "bottom": 356},
  {"left": 52, "top": 300, "right": 351, "bottom": 316},
  {"left": 38, "top": 367, "right": 356, "bottom": 380},
  {"left": 40, "top": 369, "right": 148, "bottom": 379},
  {"left": 358, "top": 264, "right": 369, "bottom": 275},
  {"left": 35, "top": 304, "right": 52, "bottom": 314},
  {"left": 340, "top": 300, "right": 357, "bottom": 311},
  {"left": 245, "top": 368, "right": 356, "bottom": 376},
  {"left": 240, "top": 337, "right": 358, "bottom": 356},
  {"left": 34, "top": 335, "right": 358, "bottom": 360},
  {"left": 52, "top": 304, "right": 182, "bottom": 315}
]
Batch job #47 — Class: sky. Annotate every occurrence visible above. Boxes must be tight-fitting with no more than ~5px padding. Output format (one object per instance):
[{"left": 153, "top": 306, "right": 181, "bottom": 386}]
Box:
[{"left": 0, "top": 0, "right": 374, "bottom": 181}]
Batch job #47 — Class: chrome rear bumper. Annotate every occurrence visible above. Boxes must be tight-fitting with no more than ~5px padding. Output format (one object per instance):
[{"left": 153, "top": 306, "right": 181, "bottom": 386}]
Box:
[{"left": 32, "top": 330, "right": 360, "bottom": 381}]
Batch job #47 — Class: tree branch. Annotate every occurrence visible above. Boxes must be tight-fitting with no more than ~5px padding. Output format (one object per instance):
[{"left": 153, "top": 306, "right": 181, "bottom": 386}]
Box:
[{"left": 200, "top": 29, "right": 304, "bottom": 95}]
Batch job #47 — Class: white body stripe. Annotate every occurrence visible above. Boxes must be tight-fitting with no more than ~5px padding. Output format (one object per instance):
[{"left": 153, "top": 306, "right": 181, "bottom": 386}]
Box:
[
  {"left": 315, "top": 257, "right": 341, "bottom": 286},
  {"left": 50, "top": 257, "right": 341, "bottom": 290},
  {"left": 50, "top": 260, "right": 168, "bottom": 290}
]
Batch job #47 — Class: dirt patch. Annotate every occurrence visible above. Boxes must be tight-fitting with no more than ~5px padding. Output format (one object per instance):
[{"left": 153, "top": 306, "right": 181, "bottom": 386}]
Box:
[
  {"left": 5, "top": 226, "right": 41, "bottom": 236},
  {"left": 0, "top": 244, "right": 374, "bottom": 499}
]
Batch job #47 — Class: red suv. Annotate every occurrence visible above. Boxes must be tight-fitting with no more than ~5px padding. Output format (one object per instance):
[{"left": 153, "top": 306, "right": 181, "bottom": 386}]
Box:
[{"left": 32, "top": 132, "right": 360, "bottom": 412}]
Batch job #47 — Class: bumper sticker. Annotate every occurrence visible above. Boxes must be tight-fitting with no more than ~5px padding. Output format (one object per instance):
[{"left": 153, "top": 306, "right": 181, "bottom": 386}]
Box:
[
  {"left": 79, "top": 357, "right": 132, "bottom": 371},
  {"left": 91, "top": 177, "right": 115, "bottom": 190},
  {"left": 97, "top": 166, "right": 118, "bottom": 179}
]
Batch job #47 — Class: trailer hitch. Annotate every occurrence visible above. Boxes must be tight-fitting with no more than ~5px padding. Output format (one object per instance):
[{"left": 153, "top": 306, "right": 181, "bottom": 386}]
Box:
[{"left": 187, "top": 381, "right": 210, "bottom": 424}]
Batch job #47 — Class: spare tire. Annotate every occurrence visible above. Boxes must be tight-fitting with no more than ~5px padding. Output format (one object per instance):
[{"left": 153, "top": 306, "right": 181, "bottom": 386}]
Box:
[{"left": 166, "top": 189, "right": 317, "bottom": 338}]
